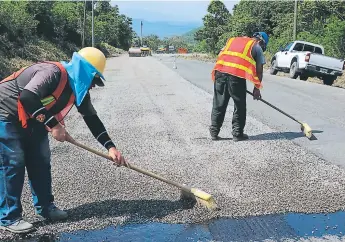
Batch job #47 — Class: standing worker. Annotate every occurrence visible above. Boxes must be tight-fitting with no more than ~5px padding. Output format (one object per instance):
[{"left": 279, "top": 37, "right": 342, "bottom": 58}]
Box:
[
  {"left": 209, "top": 32, "right": 269, "bottom": 141},
  {"left": 0, "top": 47, "right": 127, "bottom": 234}
]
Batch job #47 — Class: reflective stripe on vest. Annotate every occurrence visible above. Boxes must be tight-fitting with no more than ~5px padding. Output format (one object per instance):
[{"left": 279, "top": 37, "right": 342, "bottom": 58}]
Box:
[
  {"left": 0, "top": 61, "right": 75, "bottom": 128},
  {"left": 212, "top": 37, "right": 262, "bottom": 89}
]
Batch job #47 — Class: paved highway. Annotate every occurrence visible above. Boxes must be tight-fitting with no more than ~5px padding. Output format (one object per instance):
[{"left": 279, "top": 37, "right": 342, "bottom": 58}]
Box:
[
  {"left": 155, "top": 54, "right": 345, "bottom": 168},
  {"left": 2, "top": 55, "right": 345, "bottom": 241}
]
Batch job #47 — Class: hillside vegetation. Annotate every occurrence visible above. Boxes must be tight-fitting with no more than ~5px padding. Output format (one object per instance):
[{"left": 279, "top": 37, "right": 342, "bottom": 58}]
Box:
[
  {"left": 0, "top": 1, "right": 132, "bottom": 79},
  {"left": 183, "top": 0, "right": 345, "bottom": 87},
  {"left": 193, "top": 0, "right": 345, "bottom": 57},
  {"left": 181, "top": 27, "right": 202, "bottom": 45}
]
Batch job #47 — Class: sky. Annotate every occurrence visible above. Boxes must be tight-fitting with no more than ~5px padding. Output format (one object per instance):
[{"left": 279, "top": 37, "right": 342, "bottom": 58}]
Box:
[{"left": 111, "top": 1, "right": 240, "bottom": 23}]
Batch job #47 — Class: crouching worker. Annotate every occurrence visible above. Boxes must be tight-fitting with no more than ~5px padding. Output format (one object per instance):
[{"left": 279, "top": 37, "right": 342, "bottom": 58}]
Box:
[{"left": 0, "top": 47, "right": 126, "bottom": 234}]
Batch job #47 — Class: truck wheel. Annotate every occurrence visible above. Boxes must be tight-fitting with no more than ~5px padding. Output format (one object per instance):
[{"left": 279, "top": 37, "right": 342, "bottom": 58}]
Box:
[
  {"left": 289, "top": 61, "right": 298, "bottom": 79},
  {"left": 300, "top": 74, "right": 308, "bottom": 81},
  {"left": 270, "top": 59, "right": 278, "bottom": 75},
  {"left": 323, "top": 76, "right": 336, "bottom": 86}
]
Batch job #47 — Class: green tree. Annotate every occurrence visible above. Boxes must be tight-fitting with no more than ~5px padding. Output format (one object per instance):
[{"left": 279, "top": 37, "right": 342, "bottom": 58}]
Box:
[
  {"left": 51, "top": 1, "right": 84, "bottom": 45},
  {"left": 142, "top": 34, "right": 161, "bottom": 50},
  {"left": 0, "top": 0, "right": 134, "bottom": 78},
  {"left": 193, "top": 40, "right": 208, "bottom": 53},
  {"left": 0, "top": 1, "right": 37, "bottom": 42},
  {"left": 195, "top": 0, "right": 231, "bottom": 54},
  {"left": 26, "top": 1, "right": 55, "bottom": 40},
  {"left": 195, "top": 0, "right": 345, "bottom": 59}
]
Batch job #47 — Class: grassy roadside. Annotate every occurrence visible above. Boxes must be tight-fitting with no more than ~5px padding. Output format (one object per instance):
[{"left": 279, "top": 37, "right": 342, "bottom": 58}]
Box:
[
  {"left": 177, "top": 52, "right": 345, "bottom": 89},
  {"left": 0, "top": 40, "right": 125, "bottom": 80},
  {"left": 0, "top": 39, "right": 69, "bottom": 80},
  {"left": 98, "top": 42, "right": 126, "bottom": 58}
]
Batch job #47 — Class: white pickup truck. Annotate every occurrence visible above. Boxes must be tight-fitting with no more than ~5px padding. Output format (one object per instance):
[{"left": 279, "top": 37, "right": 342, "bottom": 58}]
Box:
[{"left": 270, "top": 41, "right": 345, "bottom": 86}]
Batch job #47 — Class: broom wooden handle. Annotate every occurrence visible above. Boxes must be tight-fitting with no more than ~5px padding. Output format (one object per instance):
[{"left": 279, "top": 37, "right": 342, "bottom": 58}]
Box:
[
  {"left": 66, "top": 136, "right": 191, "bottom": 192},
  {"left": 246, "top": 90, "right": 301, "bottom": 124}
]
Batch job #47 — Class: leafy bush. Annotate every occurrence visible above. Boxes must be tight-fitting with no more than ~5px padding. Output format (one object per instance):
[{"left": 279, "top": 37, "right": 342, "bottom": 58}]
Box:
[{"left": 0, "top": 1, "right": 132, "bottom": 78}]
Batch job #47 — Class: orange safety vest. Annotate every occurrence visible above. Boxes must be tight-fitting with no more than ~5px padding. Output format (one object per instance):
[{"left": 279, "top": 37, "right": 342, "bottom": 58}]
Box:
[
  {"left": 211, "top": 36, "right": 262, "bottom": 89},
  {"left": 0, "top": 61, "right": 75, "bottom": 129}
]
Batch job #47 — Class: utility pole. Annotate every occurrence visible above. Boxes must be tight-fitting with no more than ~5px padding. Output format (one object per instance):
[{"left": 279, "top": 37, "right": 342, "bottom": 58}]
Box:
[
  {"left": 140, "top": 20, "right": 143, "bottom": 46},
  {"left": 82, "top": 0, "right": 86, "bottom": 48},
  {"left": 293, "top": 0, "right": 297, "bottom": 40},
  {"left": 92, "top": 0, "right": 95, "bottom": 47}
]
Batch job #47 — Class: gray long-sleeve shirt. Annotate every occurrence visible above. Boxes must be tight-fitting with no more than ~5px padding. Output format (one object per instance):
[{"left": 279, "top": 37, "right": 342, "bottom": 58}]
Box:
[
  {"left": 0, "top": 62, "right": 116, "bottom": 149},
  {"left": 0, "top": 62, "right": 96, "bottom": 121}
]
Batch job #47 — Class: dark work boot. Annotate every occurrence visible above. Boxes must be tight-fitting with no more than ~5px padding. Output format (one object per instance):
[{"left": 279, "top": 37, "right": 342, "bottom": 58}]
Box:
[
  {"left": 35, "top": 204, "right": 68, "bottom": 221},
  {"left": 209, "top": 126, "right": 220, "bottom": 140},
  {"left": 233, "top": 133, "right": 249, "bottom": 142}
]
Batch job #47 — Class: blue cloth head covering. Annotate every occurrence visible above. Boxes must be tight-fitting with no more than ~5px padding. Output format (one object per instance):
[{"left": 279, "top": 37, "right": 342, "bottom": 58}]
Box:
[{"left": 61, "top": 52, "right": 106, "bottom": 106}]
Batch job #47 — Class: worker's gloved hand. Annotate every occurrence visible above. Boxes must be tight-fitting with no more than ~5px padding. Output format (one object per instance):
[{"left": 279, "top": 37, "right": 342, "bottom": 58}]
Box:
[
  {"left": 253, "top": 87, "right": 262, "bottom": 100},
  {"left": 51, "top": 123, "right": 68, "bottom": 142},
  {"left": 108, "top": 147, "right": 128, "bottom": 167}
]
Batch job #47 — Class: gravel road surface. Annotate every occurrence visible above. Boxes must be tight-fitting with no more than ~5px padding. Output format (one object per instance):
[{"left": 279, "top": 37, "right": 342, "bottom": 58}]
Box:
[
  {"left": 156, "top": 54, "right": 345, "bottom": 168},
  {"left": 2, "top": 54, "right": 345, "bottom": 241}
]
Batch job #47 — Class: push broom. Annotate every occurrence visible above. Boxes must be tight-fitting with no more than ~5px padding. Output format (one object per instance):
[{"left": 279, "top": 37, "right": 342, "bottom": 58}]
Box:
[
  {"left": 246, "top": 90, "right": 313, "bottom": 139},
  {"left": 66, "top": 135, "right": 218, "bottom": 211}
]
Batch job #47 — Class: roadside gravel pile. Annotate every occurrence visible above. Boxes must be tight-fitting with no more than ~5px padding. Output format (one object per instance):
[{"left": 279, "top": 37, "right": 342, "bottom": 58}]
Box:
[
  {"left": 2, "top": 55, "right": 345, "bottom": 241},
  {"left": 177, "top": 53, "right": 216, "bottom": 63}
]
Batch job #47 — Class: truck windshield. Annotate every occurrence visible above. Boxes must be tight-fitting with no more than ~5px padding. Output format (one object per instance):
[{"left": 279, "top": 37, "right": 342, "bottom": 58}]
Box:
[{"left": 284, "top": 42, "right": 293, "bottom": 51}]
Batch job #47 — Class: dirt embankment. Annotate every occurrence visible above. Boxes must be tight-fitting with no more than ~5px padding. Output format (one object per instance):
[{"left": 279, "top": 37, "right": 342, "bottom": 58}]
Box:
[
  {"left": 0, "top": 41, "right": 125, "bottom": 80},
  {"left": 177, "top": 53, "right": 345, "bottom": 89}
]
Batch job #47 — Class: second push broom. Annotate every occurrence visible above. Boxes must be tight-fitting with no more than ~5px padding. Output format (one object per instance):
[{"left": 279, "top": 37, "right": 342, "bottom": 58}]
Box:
[
  {"left": 66, "top": 135, "right": 218, "bottom": 211},
  {"left": 247, "top": 90, "right": 313, "bottom": 139}
]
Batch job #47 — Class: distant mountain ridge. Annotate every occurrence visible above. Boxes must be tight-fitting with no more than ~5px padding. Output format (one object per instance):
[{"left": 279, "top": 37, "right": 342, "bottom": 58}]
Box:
[
  {"left": 131, "top": 19, "right": 202, "bottom": 38},
  {"left": 180, "top": 27, "right": 202, "bottom": 43}
]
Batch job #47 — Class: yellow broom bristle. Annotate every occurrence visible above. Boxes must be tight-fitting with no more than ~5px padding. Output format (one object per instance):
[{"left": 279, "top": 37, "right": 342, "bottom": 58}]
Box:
[
  {"left": 180, "top": 188, "right": 218, "bottom": 211},
  {"left": 301, "top": 123, "right": 313, "bottom": 139},
  {"left": 191, "top": 188, "right": 212, "bottom": 200},
  {"left": 195, "top": 197, "right": 218, "bottom": 210}
]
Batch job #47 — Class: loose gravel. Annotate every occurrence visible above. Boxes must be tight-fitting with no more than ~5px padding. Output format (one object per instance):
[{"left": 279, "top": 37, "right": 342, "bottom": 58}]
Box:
[{"left": 2, "top": 54, "right": 345, "bottom": 241}]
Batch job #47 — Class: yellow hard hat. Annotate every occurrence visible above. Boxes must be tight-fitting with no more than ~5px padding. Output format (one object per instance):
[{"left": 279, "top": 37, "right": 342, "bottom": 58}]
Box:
[{"left": 78, "top": 47, "right": 106, "bottom": 74}]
